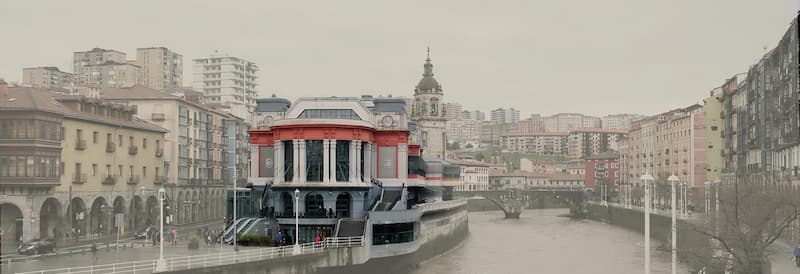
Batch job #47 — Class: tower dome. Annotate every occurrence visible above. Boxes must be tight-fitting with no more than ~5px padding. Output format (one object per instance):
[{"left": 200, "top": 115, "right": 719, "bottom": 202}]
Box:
[{"left": 414, "top": 48, "right": 442, "bottom": 94}]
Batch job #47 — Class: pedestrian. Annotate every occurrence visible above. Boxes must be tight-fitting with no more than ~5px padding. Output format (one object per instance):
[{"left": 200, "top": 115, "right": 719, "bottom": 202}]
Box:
[
  {"left": 171, "top": 229, "right": 177, "bottom": 246},
  {"left": 793, "top": 244, "right": 800, "bottom": 267},
  {"left": 276, "top": 231, "right": 283, "bottom": 246},
  {"left": 315, "top": 235, "right": 321, "bottom": 247}
]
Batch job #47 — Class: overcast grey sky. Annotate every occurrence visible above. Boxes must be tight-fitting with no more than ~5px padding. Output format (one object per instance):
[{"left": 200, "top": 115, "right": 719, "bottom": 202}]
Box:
[{"left": 1, "top": 0, "right": 796, "bottom": 117}]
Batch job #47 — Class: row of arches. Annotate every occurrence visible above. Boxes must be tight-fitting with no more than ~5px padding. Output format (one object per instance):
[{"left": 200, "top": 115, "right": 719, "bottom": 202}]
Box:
[{"left": 1, "top": 189, "right": 226, "bottom": 244}]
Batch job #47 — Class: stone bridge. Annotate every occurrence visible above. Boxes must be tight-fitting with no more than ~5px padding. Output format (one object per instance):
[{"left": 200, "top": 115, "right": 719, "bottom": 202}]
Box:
[{"left": 454, "top": 187, "right": 587, "bottom": 218}]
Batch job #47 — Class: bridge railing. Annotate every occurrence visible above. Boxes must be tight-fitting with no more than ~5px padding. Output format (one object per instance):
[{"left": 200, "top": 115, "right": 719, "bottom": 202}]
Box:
[
  {"left": 416, "top": 199, "right": 467, "bottom": 213},
  {"left": 15, "top": 236, "right": 366, "bottom": 274}
]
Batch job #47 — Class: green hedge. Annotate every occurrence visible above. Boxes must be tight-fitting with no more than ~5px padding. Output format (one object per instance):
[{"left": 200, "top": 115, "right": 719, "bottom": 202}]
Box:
[{"left": 237, "top": 234, "right": 273, "bottom": 246}]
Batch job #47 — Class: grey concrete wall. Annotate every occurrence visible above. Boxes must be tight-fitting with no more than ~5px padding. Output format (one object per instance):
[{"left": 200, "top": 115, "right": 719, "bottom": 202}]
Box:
[{"left": 584, "top": 204, "right": 710, "bottom": 270}]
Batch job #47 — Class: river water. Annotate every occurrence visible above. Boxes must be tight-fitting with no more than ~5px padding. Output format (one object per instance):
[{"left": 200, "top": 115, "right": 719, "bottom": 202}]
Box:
[{"left": 414, "top": 209, "right": 690, "bottom": 274}]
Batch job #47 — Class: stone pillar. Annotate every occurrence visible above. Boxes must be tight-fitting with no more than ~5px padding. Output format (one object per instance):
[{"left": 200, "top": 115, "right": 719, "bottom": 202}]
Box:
[
  {"left": 249, "top": 144, "right": 259, "bottom": 178},
  {"left": 398, "top": 144, "right": 408, "bottom": 179},
  {"left": 349, "top": 141, "right": 357, "bottom": 183},
  {"left": 297, "top": 140, "right": 306, "bottom": 182},
  {"left": 354, "top": 142, "right": 362, "bottom": 182},
  {"left": 274, "top": 140, "right": 284, "bottom": 183},
  {"left": 323, "top": 140, "right": 331, "bottom": 183},
  {"left": 363, "top": 143, "right": 372, "bottom": 183},
  {"left": 292, "top": 140, "right": 300, "bottom": 182}
]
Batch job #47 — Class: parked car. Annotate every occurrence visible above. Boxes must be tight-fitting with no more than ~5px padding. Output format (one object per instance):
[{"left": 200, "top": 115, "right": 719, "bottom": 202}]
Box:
[{"left": 18, "top": 238, "right": 55, "bottom": 255}]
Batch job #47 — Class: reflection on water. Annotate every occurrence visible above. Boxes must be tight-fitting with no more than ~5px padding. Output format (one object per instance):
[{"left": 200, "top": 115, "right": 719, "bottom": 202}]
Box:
[{"left": 414, "top": 209, "right": 689, "bottom": 274}]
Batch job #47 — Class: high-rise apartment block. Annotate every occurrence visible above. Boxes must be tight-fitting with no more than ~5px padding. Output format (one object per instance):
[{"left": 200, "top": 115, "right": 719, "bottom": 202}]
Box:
[
  {"left": 491, "top": 108, "right": 520, "bottom": 124},
  {"left": 567, "top": 128, "right": 626, "bottom": 159},
  {"left": 443, "top": 103, "right": 463, "bottom": 121},
  {"left": 22, "top": 67, "right": 74, "bottom": 89},
  {"left": 135, "top": 47, "right": 183, "bottom": 90},
  {"left": 601, "top": 114, "right": 644, "bottom": 129},
  {"left": 518, "top": 114, "right": 544, "bottom": 134},
  {"left": 543, "top": 113, "right": 599, "bottom": 132},
  {"left": 193, "top": 53, "right": 259, "bottom": 121}
]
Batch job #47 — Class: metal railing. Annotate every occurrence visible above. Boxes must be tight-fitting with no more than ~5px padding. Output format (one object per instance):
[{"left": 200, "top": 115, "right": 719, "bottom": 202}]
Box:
[
  {"left": 14, "top": 236, "right": 365, "bottom": 274},
  {"left": 416, "top": 199, "right": 467, "bottom": 213}
]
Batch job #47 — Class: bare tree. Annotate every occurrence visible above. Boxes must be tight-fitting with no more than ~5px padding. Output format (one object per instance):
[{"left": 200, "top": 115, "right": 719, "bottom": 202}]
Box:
[{"left": 689, "top": 176, "right": 800, "bottom": 274}]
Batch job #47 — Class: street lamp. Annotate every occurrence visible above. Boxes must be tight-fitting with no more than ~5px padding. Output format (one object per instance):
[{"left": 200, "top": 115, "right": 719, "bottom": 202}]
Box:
[
  {"left": 641, "top": 173, "right": 654, "bottom": 274},
  {"left": 667, "top": 174, "right": 679, "bottom": 274},
  {"left": 154, "top": 187, "right": 167, "bottom": 272},
  {"left": 293, "top": 188, "right": 300, "bottom": 255}
]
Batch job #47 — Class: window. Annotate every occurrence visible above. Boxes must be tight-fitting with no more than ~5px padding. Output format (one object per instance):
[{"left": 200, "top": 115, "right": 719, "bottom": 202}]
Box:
[
  {"left": 336, "top": 141, "right": 350, "bottom": 181},
  {"left": 129, "top": 136, "right": 134, "bottom": 147},
  {"left": 118, "top": 165, "right": 123, "bottom": 176},
  {"left": 92, "top": 131, "right": 98, "bottom": 144},
  {"left": 155, "top": 167, "right": 160, "bottom": 177},
  {"left": 92, "top": 164, "right": 97, "bottom": 176},
  {"left": 76, "top": 129, "right": 83, "bottom": 140},
  {"left": 283, "top": 141, "right": 293, "bottom": 181},
  {"left": 119, "top": 135, "right": 123, "bottom": 147},
  {"left": 75, "top": 163, "right": 81, "bottom": 176},
  {"left": 298, "top": 109, "right": 361, "bottom": 120},
  {"left": 306, "top": 140, "right": 324, "bottom": 182},
  {"left": 143, "top": 138, "right": 147, "bottom": 149},
  {"left": 129, "top": 165, "right": 134, "bottom": 176},
  {"left": 143, "top": 166, "right": 147, "bottom": 177},
  {"left": 105, "top": 165, "right": 111, "bottom": 176}
]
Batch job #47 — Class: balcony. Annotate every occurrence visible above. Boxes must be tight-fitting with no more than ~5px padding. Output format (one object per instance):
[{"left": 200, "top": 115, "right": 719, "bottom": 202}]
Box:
[
  {"left": 128, "top": 145, "right": 138, "bottom": 155},
  {"left": 75, "top": 139, "right": 87, "bottom": 151},
  {"left": 155, "top": 147, "right": 164, "bottom": 158},
  {"left": 106, "top": 142, "right": 116, "bottom": 153},
  {"left": 72, "top": 173, "right": 87, "bottom": 184},
  {"left": 127, "top": 175, "right": 140, "bottom": 185},
  {"left": 154, "top": 176, "right": 166, "bottom": 185},
  {"left": 151, "top": 113, "right": 166, "bottom": 121},
  {"left": 102, "top": 175, "right": 117, "bottom": 185}
]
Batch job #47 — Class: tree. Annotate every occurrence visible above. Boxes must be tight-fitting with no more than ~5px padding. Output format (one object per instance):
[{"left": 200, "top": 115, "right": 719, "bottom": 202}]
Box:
[
  {"left": 474, "top": 153, "right": 486, "bottom": 161},
  {"left": 465, "top": 143, "right": 474, "bottom": 149},
  {"left": 688, "top": 175, "right": 800, "bottom": 274}
]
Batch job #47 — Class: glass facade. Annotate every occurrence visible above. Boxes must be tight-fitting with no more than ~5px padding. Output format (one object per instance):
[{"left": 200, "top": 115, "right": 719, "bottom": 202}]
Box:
[
  {"left": 0, "top": 119, "right": 61, "bottom": 141},
  {"left": 335, "top": 192, "right": 351, "bottom": 218},
  {"left": 306, "top": 140, "right": 323, "bottom": 182},
  {"left": 0, "top": 156, "right": 60, "bottom": 177},
  {"left": 283, "top": 141, "right": 293, "bottom": 181},
  {"left": 281, "top": 192, "right": 293, "bottom": 217},
  {"left": 372, "top": 223, "right": 414, "bottom": 245},
  {"left": 335, "top": 140, "right": 350, "bottom": 181},
  {"left": 297, "top": 109, "right": 360, "bottom": 120},
  {"left": 304, "top": 193, "right": 325, "bottom": 217}
]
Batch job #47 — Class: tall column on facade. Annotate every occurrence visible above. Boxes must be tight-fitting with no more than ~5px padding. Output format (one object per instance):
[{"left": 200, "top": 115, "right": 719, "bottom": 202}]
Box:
[
  {"left": 292, "top": 140, "right": 300, "bottom": 182},
  {"left": 349, "top": 141, "right": 357, "bottom": 183},
  {"left": 398, "top": 144, "right": 408, "bottom": 179},
  {"left": 249, "top": 144, "right": 259, "bottom": 178},
  {"left": 363, "top": 143, "right": 372, "bottom": 182},
  {"left": 354, "top": 142, "right": 362, "bottom": 182},
  {"left": 297, "top": 140, "right": 306, "bottom": 182},
  {"left": 274, "top": 140, "right": 284, "bottom": 183},
  {"left": 323, "top": 140, "right": 331, "bottom": 183}
]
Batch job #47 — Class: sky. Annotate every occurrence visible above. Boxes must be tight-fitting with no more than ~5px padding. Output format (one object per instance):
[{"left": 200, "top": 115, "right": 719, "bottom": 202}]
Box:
[{"left": 0, "top": 0, "right": 797, "bottom": 117}]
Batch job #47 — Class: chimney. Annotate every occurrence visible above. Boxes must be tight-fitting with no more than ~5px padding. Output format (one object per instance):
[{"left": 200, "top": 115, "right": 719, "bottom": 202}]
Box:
[{"left": 0, "top": 78, "right": 7, "bottom": 96}]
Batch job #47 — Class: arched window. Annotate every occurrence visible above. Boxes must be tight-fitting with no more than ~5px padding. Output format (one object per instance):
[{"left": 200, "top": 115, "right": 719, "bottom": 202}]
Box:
[
  {"left": 304, "top": 193, "right": 325, "bottom": 218},
  {"left": 281, "top": 192, "right": 293, "bottom": 217},
  {"left": 430, "top": 98, "right": 439, "bottom": 116},
  {"left": 335, "top": 193, "right": 351, "bottom": 218}
]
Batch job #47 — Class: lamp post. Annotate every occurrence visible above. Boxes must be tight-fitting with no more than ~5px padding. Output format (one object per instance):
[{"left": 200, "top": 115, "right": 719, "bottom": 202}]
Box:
[
  {"left": 667, "top": 175, "right": 679, "bottom": 274},
  {"left": 154, "top": 187, "right": 167, "bottom": 272},
  {"left": 641, "top": 173, "right": 654, "bottom": 274},
  {"left": 293, "top": 189, "right": 300, "bottom": 255}
]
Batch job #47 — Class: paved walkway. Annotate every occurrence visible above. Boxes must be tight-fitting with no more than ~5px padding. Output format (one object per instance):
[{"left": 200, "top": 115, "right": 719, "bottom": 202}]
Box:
[{"left": 595, "top": 202, "right": 799, "bottom": 273}]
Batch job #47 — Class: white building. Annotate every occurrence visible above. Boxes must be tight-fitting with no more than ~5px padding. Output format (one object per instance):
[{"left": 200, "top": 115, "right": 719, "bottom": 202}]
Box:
[
  {"left": 601, "top": 114, "right": 644, "bottom": 129},
  {"left": 193, "top": 52, "right": 259, "bottom": 122},
  {"left": 491, "top": 108, "right": 520, "bottom": 124},
  {"left": 452, "top": 160, "right": 490, "bottom": 191}
]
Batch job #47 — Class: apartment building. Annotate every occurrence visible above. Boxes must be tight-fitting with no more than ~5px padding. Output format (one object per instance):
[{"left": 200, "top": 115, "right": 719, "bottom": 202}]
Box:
[
  {"left": 517, "top": 114, "right": 544, "bottom": 134},
  {"left": 193, "top": 53, "right": 259, "bottom": 121},
  {"left": 567, "top": 128, "right": 627, "bottom": 159},
  {"left": 73, "top": 48, "right": 127, "bottom": 75},
  {"left": 601, "top": 114, "right": 645, "bottom": 129},
  {"left": 490, "top": 108, "right": 520, "bottom": 124},
  {"left": 96, "top": 86, "right": 249, "bottom": 226},
  {"left": 135, "top": 47, "right": 183, "bottom": 90},
  {"left": 79, "top": 62, "right": 141, "bottom": 88},
  {"left": 22, "top": 67, "right": 74, "bottom": 89},
  {"left": 0, "top": 84, "right": 167, "bottom": 243},
  {"left": 451, "top": 160, "right": 490, "bottom": 191},
  {"left": 500, "top": 132, "right": 569, "bottom": 155},
  {"left": 543, "top": 113, "right": 600, "bottom": 133}
]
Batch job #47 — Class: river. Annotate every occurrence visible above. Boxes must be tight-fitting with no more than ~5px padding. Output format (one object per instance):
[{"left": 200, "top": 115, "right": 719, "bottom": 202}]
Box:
[{"left": 414, "top": 209, "right": 691, "bottom": 274}]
